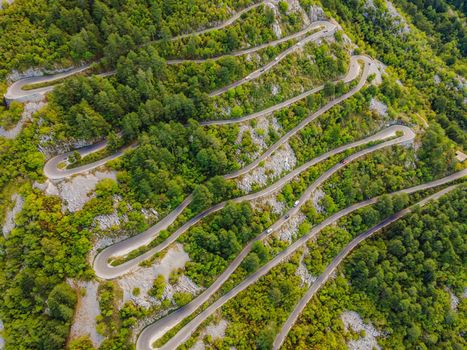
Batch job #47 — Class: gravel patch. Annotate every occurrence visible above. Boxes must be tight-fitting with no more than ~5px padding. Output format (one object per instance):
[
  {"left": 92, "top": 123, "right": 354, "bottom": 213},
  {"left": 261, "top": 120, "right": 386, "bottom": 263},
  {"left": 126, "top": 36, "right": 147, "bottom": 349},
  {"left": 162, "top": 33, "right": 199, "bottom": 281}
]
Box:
[
  {"left": 271, "top": 85, "right": 280, "bottom": 96},
  {"left": 368, "top": 60, "right": 386, "bottom": 86},
  {"left": 69, "top": 280, "right": 105, "bottom": 348},
  {"left": 385, "top": 1, "right": 410, "bottom": 33},
  {"left": 251, "top": 194, "right": 286, "bottom": 215},
  {"left": 0, "top": 0, "right": 13, "bottom": 9},
  {"left": 341, "top": 311, "right": 381, "bottom": 350},
  {"left": 2, "top": 193, "right": 23, "bottom": 237},
  {"left": 38, "top": 135, "right": 98, "bottom": 159},
  {"left": 296, "top": 257, "right": 316, "bottom": 287},
  {"left": 163, "top": 275, "right": 203, "bottom": 302},
  {"left": 205, "top": 319, "right": 228, "bottom": 339},
  {"left": 7, "top": 65, "right": 80, "bottom": 83},
  {"left": 0, "top": 101, "right": 45, "bottom": 139},
  {"left": 190, "top": 319, "right": 229, "bottom": 350},
  {"left": 309, "top": 5, "right": 326, "bottom": 22},
  {"left": 235, "top": 116, "right": 282, "bottom": 164},
  {"left": 88, "top": 234, "right": 129, "bottom": 264},
  {"left": 94, "top": 212, "right": 123, "bottom": 230},
  {"left": 265, "top": 2, "right": 282, "bottom": 39},
  {"left": 369, "top": 98, "right": 388, "bottom": 117},
  {"left": 0, "top": 319, "right": 4, "bottom": 350},
  {"left": 7, "top": 67, "right": 44, "bottom": 83},
  {"left": 190, "top": 340, "right": 205, "bottom": 350},
  {"left": 237, "top": 142, "right": 296, "bottom": 193},
  {"left": 311, "top": 188, "right": 325, "bottom": 213},
  {"left": 446, "top": 287, "right": 460, "bottom": 311},
  {"left": 118, "top": 244, "right": 192, "bottom": 308},
  {"left": 36, "top": 171, "right": 117, "bottom": 212},
  {"left": 455, "top": 151, "right": 466, "bottom": 163},
  {"left": 275, "top": 212, "right": 306, "bottom": 243}
]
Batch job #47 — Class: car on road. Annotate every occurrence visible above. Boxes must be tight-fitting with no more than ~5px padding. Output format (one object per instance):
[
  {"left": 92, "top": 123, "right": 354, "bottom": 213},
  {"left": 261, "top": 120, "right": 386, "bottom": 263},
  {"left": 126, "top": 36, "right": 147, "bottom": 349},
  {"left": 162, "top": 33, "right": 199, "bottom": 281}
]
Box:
[
  {"left": 293, "top": 200, "right": 300, "bottom": 207},
  {"left": 267, "top": 228, "right": 272, "bottom": 233},
  {"left": 275, "top": 57, "right": 279, "bottom": 61},
  {"left": 341, "top": 159, "right": 348, "bottom": 165},
  {"left": 284, "top": 214, "right": 289, "bottom": 219}
]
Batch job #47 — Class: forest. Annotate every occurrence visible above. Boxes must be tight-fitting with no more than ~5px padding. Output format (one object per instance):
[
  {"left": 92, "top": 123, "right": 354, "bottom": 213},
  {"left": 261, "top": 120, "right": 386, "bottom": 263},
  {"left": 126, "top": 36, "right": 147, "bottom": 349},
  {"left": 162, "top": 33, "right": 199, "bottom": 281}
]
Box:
[
  {"left": 0, "top": 0, "right": 262, "bottom": 81},
  {"left": 284, "top": 186, "right": 466, "bottom": 349},
  {"left": 309, "top": 0, "right": 466, "bottom": 147},
  {"left": 0, "top": 0, "right": 465, "bottom": 349}
]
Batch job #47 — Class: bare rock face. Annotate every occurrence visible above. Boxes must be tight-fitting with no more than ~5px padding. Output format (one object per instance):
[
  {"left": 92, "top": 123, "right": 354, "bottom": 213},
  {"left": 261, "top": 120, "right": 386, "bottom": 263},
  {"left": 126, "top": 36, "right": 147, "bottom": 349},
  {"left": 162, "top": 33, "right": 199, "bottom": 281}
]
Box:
[
  {"left": 0, "top": 101, "right": 46, "bottom": 139},
  {"left": 341, "top": 311, "right": 382, "bottom": 350},
  {"left": 309, "top": 5, "right": 326, "bottom": 22},
  {"left": 2, "top": 194, "right": 23, "bottom": 237},
  {"left": 0, "top": 319, "right": 4, "bottom": 350},
  {"left": 68, "top": 280, "right": 105, "bottom": 348}
]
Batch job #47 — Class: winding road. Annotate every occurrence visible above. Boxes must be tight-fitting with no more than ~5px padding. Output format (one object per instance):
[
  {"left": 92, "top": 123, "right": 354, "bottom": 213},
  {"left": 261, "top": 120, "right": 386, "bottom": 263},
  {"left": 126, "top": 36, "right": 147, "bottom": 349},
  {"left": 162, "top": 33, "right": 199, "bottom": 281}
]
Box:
[
  {"left": 272, "top": 183, "right": 463, "bottom": 349},
  {"left": 5, "top": 2, "right": 335, "bottom": 104},
  {"left": 134, "top": 125, "right": 417, "bottom": 349},
  {"left": 3, "top": 3, "right": 463, "bottom": 350},
  {"left": 151, "top": 171, "right": 466, "bottom": 350},
  {"left": 92, "top": 55, "right": 373, "bottom": 281},
  {"left": 3, "top": 1, "right": 261, "bottom": 103},
  {"left": 43, "top": 54, "right": 363, "bottom": 180}
]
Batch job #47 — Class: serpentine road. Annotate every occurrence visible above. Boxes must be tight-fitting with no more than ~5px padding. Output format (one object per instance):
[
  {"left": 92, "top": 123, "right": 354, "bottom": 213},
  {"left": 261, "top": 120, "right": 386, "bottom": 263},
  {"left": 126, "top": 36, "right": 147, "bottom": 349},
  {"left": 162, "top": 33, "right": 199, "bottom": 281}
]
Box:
[
  {"left": 272, "top": 183, "right": 464, "bottom": 349},
  {"left": 43, "top": 54, "right": 363, "bottom": 180},
  {"left": 91, "top": 55, "right": 372, "bottom": 280},
  {"left": 150, "top": 171, "right": 466, "bottom": 350},
  {"left": 3, "top": 0, "right": 261, "bottom": 103},
  {"left": 5, "top": 0, "right": 335, "bottom": 104},
  {"left": 134, "top": 125, "right": 416, "bottom": 349},
  {"left": 96, "top": 125, "right": 413, "bottom": 280}
]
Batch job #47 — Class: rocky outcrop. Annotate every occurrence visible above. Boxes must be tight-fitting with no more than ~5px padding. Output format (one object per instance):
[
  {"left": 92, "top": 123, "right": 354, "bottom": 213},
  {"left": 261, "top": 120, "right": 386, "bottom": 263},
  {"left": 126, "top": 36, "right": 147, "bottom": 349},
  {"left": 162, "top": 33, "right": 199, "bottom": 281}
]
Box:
[{"left": 309, "top": 5, "right": 326, "bottom": 22}]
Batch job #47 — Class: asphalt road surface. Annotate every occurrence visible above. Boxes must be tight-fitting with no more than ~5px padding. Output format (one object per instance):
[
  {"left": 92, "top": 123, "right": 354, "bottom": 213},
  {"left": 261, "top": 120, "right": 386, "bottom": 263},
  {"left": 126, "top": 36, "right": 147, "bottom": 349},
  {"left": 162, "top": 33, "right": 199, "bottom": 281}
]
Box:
[
  {"left": 272, "top": 183, "right": 464, "bottom": 350},
  {"left": 134, "top": 125, "right": 418, "bottom": 349},
  {"left": 149, "top": 171, "right": 465, "bottom": 350},
  {"left": 43, "top": 54, "right": 364, "bottom": 180},
  {"left": 92, "top": 56, "right": 373, "bottom": 280},
  {"left": 5, "top": 3, "right": 333, "bottom": 104}
]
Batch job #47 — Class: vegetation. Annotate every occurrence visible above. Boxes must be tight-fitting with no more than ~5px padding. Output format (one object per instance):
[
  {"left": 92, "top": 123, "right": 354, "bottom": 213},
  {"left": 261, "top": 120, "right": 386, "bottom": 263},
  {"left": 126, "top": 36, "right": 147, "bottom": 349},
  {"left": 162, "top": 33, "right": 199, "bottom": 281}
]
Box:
[
  {"left": 153, "top": 2, "right": 305, "bottom": 59},
  {"left": 0, "top": 1, "right": 465, "bottom": 349},
  {"left": 0, "top": 101, "right": 23, "bottom": 130},
  {"left": 0, "top": 0, "right": 263, "bottom": 79},
  {"left": 305, "top": 0, "right": 466, "bottom": 147},
  {"left": 285, "top": 186, "right": 466, "bottom": 349}
]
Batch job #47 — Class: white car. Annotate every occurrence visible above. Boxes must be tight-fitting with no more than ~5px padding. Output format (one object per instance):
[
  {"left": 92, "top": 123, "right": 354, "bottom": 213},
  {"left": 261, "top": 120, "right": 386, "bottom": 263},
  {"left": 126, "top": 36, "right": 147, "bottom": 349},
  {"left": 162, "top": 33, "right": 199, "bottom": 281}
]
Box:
[
  {"left": 294, "top": 200, "right": 300, "bottom": 207},
  {"left": 275, "top": 57, "right": 279, "bottom": 61},
  {"left": 267, "top": 228, "right": 272, "bottom": 233}
]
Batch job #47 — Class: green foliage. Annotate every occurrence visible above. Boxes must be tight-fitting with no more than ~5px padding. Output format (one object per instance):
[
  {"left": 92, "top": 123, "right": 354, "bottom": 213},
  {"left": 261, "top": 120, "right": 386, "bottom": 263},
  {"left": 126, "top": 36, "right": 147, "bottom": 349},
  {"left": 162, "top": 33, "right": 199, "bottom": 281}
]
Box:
[
  {"left": 183, "top": 201, "right": 263, "bottom": 286},
  {"left": 210, "top": 254, "right": 306, "bottom": 349},
  {"left": 48, "top": 283, "right": 77, "bottom": 322},
  {"left": 0, "top": 0, "right": 263, "bottom": 79},
  {"left": 285, "top": 187, "right": 466, "bottom": 349},
  {"left": 173, "top": 291, "right": 193, "bottom": 306},
  {"left": 0, "top": 101, "right": 23, "bottom": 130},
  {"left": 149, "top": 275, "right": 166, "bottom": 299},
  {"left": 69, "top": 336, "right": 96, "bottom": 350},
  {"left": 154, "top": 3, "right": 303, "bottom": 59},
  {"left": 0, "top": 186, "right": 93, "bottom": 349},
  {"left": 315, "top": 0, "right": 466, "bottom": 147}
]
